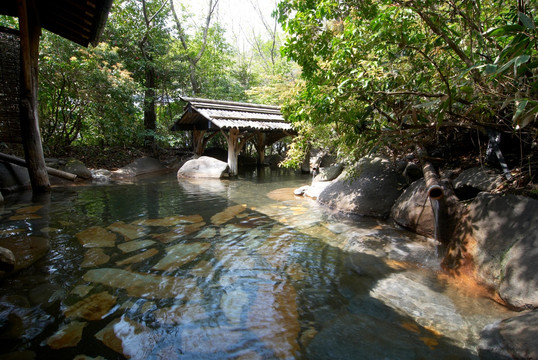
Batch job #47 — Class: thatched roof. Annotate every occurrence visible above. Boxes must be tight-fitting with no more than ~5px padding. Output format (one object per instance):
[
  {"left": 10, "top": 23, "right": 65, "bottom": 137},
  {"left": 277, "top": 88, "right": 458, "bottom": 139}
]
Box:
[
  {"left": 0, "top": 0, "right": 113, "bottom": 47},
  {"left": 171, "top": 97, "right": 293, "bottom": 132}
]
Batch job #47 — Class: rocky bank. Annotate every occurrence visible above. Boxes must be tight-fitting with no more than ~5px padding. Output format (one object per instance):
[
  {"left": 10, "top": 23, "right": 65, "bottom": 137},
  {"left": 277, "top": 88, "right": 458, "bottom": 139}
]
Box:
[{"left": 296, "top": 154, "right": 537, "bottom": 359}]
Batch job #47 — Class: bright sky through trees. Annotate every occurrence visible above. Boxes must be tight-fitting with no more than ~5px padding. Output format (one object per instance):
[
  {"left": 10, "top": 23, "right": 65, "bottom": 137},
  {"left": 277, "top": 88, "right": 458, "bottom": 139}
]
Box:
[{"left": 175, "top": 0, "right": 278, "bottom": 50}]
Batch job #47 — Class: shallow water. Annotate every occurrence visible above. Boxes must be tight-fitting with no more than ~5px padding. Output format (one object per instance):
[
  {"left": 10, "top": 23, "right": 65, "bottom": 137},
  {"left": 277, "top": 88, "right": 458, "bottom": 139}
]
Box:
[{"left": 0, "top": 168, "right": 514, "bottom": 359}]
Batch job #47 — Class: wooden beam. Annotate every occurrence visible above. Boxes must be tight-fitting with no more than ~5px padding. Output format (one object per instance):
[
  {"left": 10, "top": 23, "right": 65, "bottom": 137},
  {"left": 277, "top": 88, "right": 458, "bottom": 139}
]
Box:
[
  {"left": 0, "top": 152, "right": 77, "bottom": 181},
  {"left": 17, "top": 0, "right": 50, "bottom": 193}
]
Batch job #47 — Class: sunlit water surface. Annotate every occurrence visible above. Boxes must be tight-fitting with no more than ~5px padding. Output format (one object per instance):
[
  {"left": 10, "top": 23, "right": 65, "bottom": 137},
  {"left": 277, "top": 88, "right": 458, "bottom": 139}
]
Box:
[{"left": 0, "top": 169, "right": 514, "bottom": 359}]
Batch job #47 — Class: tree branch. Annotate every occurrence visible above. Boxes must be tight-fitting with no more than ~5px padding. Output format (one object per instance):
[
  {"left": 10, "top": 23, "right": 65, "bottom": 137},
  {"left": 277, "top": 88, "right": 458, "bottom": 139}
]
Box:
[{"left": 375, "top": 91, "right": 446, "bottom": 98}]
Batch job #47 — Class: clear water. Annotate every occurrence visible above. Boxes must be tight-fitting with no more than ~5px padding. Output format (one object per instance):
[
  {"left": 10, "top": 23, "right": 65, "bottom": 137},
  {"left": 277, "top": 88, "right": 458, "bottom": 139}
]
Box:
[{"left": 0, "top": 168, "right": 514, "bottom": 359}]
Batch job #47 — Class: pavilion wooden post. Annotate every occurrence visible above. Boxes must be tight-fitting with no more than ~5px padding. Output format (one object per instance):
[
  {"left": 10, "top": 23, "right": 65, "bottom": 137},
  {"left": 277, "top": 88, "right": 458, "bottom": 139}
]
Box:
[
  {"left": 221, "top": 128, "right": 252, "bottom": 176},
  {"left": 226, "top": 128, "right": 240, "bottom": 176},
  {"left": 193, "top": 129, "right": 206, "bottom": 156},
  {"left": 254, "top": 131, "right": 266, "bottom": 166},
  {"left": 17, "top": 0, "right": 50, "bottom": 193}
]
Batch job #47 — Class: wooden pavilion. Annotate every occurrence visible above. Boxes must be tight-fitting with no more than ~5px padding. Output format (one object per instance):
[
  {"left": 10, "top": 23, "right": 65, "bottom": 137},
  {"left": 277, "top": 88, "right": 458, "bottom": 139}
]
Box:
[
  {"left": 171, "top": 97, "right": 294, "bottom": 176},
  {"left": 0, "top": 0, "right": 114, "bottom": 193}
]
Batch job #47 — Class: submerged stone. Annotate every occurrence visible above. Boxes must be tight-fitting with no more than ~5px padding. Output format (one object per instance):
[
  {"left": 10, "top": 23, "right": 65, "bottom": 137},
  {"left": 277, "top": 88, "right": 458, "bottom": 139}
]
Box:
[
  {"left": 152, "top": 303, "right": 208, "bottom": 325},
  {"left": 75, "top": 227, "right": 116, "bottom": 248},
  {"left": 267, "top": 188, "right": 299, "bottom": 201},
  {"left": 221, "top": 288, "right": 249, "bottom": 326},
  {"left": 107, "top": 221, "right": 146, "bottom": 240},
  {"left": 152, "top": 242, "right": 211, "bottom": 271},
  {"left": 81, "top": 248, "right": 110, "bottom": 268},
  {"left": 194, "top": 227, "right": 217, "bottom": 239},
  {"left": 95, "top": 316, "right": 160, "bottom": 359},
  {"left": 134, "top": 214, "right": 204, "bottom": 227},
  {"left": 286, "top": 262, "right": 307, "bottom": 281},
  {"left": 214, "top": 244, "right": 256, "bottom": 271},
  {"left": 246, "top": 282, "right": 300, "bottom": 359},
  {"left": 188, "top": 260, "right": 214, "bottom": 278},
  {"left": 369, "top": 272, "right": 468, "bottom": 342},
  {"left": 181, "top": 326, "right": 245, "bottom": 354},
  {"left": 71, "top": 285, "right": 93, "bottom": 298},
  {"left": 83, "top": 268, "right": 201, "bottom": 300},
  {"left": 64, "top": 291, "right": 117, "bottom": 321},
  {"left": 210, "top": 204, "right": 247, "bottom": 225},
  {"left": 306, "top": 313, "right": 451, "bottom": 360},
  {"left": 46, "top": 321, "right": 87, "bottom": 349},
  {"left": 0, "top": 350, "right": 37, "bottom": 360},
  {"left": 8, "top": 213, "right": 41, "bottom": 221},
  {"left": 15, "top": 205, "right": 43, "bottom": 214},
  {"left": 116, "top": 248, "right": 159, "bottom": 266},
  {"left": 219, "top": 224, "right": 248, "bottom": 237},
  {"left": 152, "top": 222, "right": 206, "bottom": 243},
  {"left": 73, "top": 355, "right": 107, "bottom": 360},
  {"left": 117, "top": 239, "right": 156, "bottom": 253},
  {"left": 0, "top": 235, "right": 49, "bottom": 272}
]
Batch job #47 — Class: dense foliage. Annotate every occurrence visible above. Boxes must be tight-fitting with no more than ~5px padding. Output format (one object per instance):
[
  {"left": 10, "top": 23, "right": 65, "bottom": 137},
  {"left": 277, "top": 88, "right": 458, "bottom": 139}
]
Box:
[
  {"left": 277, "top": 0, "right": 537, "bottom": 172},
  {"left": 1, "top": 0, "right": 295, "bottom": 156}
]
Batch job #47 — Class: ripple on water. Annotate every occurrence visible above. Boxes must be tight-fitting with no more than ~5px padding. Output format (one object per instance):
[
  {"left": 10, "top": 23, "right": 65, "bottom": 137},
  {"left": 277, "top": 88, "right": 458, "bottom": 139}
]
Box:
[{"left": 0, "top": 172, "right": 516, "bottom": 359}]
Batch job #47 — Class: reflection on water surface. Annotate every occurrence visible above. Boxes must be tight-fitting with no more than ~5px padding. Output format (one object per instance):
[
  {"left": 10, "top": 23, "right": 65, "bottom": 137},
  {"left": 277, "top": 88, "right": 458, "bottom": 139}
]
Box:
[{"left": 0, "top": 169, "right": 513, "bottom": 359}]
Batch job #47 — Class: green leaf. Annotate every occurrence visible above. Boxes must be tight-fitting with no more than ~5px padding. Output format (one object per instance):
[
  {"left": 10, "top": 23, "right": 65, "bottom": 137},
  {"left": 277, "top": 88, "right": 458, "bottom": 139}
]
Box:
[
  {"left": 513, "top": 54, "right": 531, "bottom": 73},
  {"left": 483, "top": 24, "right": 524, "bottom": 37},
  {"left": 518, "top": 12, "right": 536, "bottom": 30},
  {"left": 413, "top": 99, "right": 440, "bottom": 109},
  {"left": 512, "top": 99, "right": 528, "bottom": 123},
  {"left": 484, "top": 64, "right": 497, "bottom": 74},
  {"left": 496, "top": 57, "right": 516, "bottom": 74},
  {"left": 515, "top": 109, "right": 537, "bottom": 130}
]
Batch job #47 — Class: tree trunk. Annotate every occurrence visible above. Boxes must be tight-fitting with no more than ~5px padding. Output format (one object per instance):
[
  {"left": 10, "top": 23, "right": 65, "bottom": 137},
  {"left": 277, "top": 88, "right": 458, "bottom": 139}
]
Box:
[
  {"left": 189, "top": 62, "right": 200, "bottom": 95},
  {"left": 17, "top": 0, "right": 50, "bottom": 193},
  {"left": 144, "top": 61, "right": 157, "bottom": 151}
]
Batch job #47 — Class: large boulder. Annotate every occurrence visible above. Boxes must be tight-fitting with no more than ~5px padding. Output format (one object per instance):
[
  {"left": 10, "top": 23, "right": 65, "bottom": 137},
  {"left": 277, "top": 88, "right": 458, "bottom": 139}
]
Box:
[
  {"left": 112, "top": 157, "right": 169, "bottom": 179},
  {"left": 317, "top": 157, "right": 407, "bottom": 218},
  {"left": 0, "top": 161, "right": 30, "bottom": 192},
  {"left": 313, "top": 164, "right": 344, "bottom": 183},
  {"left": 391, "top": 178, "right": 462, "bottom": 244},
  {"left": 453, "top": 167, "right": 503, "bottom": 200},
  {"left": 177, "top": 156, "right": 229, "bottom": 179},
  {"left": 479, "top": 310, "right": 538, "bottom": 359},
  {"left": 62, "top": 159, "right": 92, "bottom": 180},
  {"left": 469, "top": 193, "right": 538, "bottom": 309}
]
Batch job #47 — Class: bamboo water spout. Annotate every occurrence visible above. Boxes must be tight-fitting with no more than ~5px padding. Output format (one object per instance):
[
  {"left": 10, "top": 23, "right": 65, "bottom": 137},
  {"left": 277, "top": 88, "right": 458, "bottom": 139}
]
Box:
[
  {"left": 415, "top": 145, "right": 444, "bottom": 200},
  {"left": 423, "top": 161, "right": 444, "bottom": 200}
]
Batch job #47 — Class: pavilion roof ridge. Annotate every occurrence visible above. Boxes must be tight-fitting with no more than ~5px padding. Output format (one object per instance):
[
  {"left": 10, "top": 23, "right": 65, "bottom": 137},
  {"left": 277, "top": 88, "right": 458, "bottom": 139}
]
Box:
[{"left": 180, "top": 96, "right": 282, "bottom": 113}]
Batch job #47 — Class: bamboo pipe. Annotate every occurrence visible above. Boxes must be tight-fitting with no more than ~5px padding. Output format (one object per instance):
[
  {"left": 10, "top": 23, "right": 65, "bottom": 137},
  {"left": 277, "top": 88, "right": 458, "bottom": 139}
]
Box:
[
  {"left": 415, "top": 145, "right": 444, "bottom": 200},
  {"left": 422, "top": 161, "right": 444, "bottom": 200},
  {"left": 0, "top": 152, "right": 77, "bottom": 181}
]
